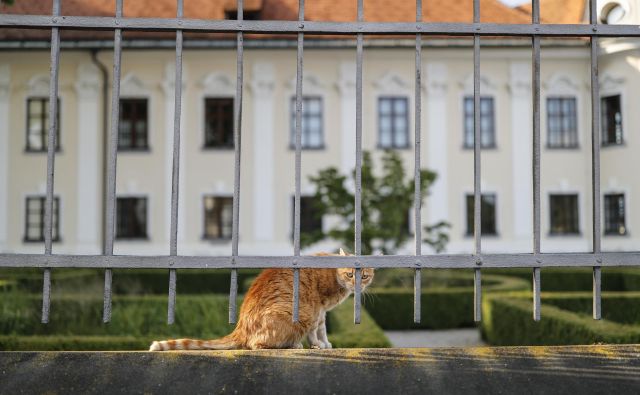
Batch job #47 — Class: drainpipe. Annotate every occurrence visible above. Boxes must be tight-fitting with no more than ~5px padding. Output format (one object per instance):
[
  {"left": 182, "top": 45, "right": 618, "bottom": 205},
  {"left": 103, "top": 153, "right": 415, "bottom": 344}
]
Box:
[{"left": 90, "top": 50, "right": 109, "bottom": 255}]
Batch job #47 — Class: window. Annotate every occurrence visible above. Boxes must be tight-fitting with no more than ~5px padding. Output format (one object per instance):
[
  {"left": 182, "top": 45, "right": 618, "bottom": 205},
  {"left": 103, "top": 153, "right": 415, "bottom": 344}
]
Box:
[
  {"left": 291, "top": 196, "right": 323, "bottom": 237},
  {"left": 463, "top": 96, "right": 495, "bottom": 149},
  {"left": 290, "top": 97, "right": 324, "bottom": 149},
  {"left": 204, "top": 196, "right": 233, "bottom": 240},
  {"left": 547, "top": 97, "right": 578, "bottom": 148},
  {"left": 119, "top": 99, "right": 149, "bottom": 150},
  {"left": 378, "top": 97, "right": 409, "bottom": 149},
  {"left": 604, "top": 193, "right": 626, "bottom": 235},
  {"left": 24, "top": 196, "right": 60, "bottom": 242},
  {"left": 204, "top": 98, "right": 234, "bottom": 149},
  {"left": 225, "top": 10, "right": 261, "bottom": 20},
  {"left": 601, "top": 95, "right": 623, "bottom": 146},
  {"left": 465, "top": 194, "right": 497, "bottom": 236},
  {"left": 26, "top": 98, "right": 60, "bottom": 152},
  {"left": 549, "top": 194, "right": 579, "bottom": 235},
  {"left": 116, "top": 197, "right": 148, "bottom": 239}
]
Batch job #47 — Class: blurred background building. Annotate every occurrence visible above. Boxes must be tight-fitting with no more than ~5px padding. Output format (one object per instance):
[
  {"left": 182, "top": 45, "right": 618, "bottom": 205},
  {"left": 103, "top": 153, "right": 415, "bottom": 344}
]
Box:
[{"left": 0, "top": 0, "right": 638, "bottom": 256}]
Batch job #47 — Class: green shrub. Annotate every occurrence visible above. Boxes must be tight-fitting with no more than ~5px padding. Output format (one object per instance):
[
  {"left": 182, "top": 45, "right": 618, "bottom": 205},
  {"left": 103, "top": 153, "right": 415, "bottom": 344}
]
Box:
[
  {"left": 0, "top": 291, "right": 389, "bottom": 350},
  {"left": 366, "top": 273, "right": 528, "bottom": 330},
  {"left": 481, "top": 291, "right": 640, "bottom": 346},
  {"left": 485, "top": 268, "right": 640, "bottom": 292}
]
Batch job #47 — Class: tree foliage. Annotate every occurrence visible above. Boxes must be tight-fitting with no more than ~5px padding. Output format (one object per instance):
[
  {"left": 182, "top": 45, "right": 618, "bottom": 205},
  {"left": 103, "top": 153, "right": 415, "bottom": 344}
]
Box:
[{"left": 302, "top": 150, "right": 450, "bottom": 255}]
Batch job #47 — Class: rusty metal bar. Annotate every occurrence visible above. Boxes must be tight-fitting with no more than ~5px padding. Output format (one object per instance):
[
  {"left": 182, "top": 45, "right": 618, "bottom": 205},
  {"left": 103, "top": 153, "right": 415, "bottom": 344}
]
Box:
[
  {"left": 472, "top": 0, "right": 482, "bottom": 323},
  {"left": 532, "top": 0, "right": 542, "bottom": 322},
  {"left": 413, "top": 0, "right": 423, "bottom": 324},
  {"left": 354, "top": 0, "right": 364, "bottom": 325}
]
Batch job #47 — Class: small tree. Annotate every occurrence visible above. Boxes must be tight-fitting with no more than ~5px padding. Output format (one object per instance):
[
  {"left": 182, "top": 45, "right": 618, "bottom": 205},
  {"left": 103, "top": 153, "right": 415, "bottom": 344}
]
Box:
[{"left": 302, "top": 150, "right": 450, "bottom": 255}]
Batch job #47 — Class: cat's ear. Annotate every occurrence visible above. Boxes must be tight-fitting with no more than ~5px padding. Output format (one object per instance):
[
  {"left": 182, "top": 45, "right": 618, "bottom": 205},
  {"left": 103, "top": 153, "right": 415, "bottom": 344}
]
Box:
[{"left": 339, "top": 248, "right": 346, "bottom": 256}]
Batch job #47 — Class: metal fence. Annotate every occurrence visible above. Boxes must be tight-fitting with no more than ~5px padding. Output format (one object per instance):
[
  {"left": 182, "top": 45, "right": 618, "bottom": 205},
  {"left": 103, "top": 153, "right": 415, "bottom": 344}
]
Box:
[{"left": 0, "top": 0, "right": 638, "bottom": 328}]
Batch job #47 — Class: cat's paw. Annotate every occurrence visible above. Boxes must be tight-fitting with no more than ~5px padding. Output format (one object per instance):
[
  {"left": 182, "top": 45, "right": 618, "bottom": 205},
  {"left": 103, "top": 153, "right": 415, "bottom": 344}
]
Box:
[
  {"left": 323, "top": 342, "right": 333, "bottom": 349},
  {"left": 149, "top": 341, "right": 162, "bottom": 351},
  {"left": 310, "top": 342, "right": 324, "bottom": 349}
]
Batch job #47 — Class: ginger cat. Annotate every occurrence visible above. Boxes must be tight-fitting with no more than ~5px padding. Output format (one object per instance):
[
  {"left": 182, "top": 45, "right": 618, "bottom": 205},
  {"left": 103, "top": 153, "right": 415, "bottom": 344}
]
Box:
[{"left": 149, "top": 249, "right": 374, "bottom": 351}]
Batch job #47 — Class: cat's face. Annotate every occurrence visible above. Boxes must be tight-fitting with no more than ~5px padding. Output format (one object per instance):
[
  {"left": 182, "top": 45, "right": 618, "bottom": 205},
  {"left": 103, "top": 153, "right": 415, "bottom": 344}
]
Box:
[{"left": 336, "top": 267, "right": 375, "bottom": 292}]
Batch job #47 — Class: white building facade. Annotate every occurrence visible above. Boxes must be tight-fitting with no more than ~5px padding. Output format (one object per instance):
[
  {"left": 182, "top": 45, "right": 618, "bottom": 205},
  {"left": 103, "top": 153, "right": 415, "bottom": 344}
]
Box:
[{"left": 0, "top": 0, "right": 639, "bottom": 256}]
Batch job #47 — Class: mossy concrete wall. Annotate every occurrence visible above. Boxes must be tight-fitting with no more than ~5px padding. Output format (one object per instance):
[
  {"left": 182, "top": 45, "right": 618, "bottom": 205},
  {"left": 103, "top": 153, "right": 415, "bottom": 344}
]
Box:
[{"left": 1, "top": 345, "right": 639, "bottom": 394}]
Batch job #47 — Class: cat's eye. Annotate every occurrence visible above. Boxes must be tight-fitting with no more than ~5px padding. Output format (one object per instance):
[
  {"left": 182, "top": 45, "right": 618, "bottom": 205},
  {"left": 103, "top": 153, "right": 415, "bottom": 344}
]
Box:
[
  {"left": 346, "top": 272, "right": 353, "bottom": 278},
  {"left": 362, "top": 274, "right": 369, "bottom": 279}
]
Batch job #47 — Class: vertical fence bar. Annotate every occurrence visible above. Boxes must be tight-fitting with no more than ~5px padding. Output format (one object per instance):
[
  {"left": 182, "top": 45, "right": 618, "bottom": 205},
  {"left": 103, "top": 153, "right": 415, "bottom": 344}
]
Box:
[
  {"left": 292, "top": 0, "right": 305, "bottom": 323},
  {"left": 532, "top": 0, "right": 542, "bottom": 322},
  {"left": 229, "top": 0, "right": 244, "bottom": 324},
  {"left": 473, "top": 0, "right": 482, "bottom": 322},
  {"left": 103, "top": 0, "right": 124, "bottom": 323},
  {"left": 41, "top": 0, "right": 61, "bottom": 324},
  {"left": 589, "top": 0, "right": 602, "bottom": 320},
  {"left": 167, "top": 0, "right": 184, "bottom": 325},
  {"left": 353, "top": 0, "right": 364, "bottom": 324},
  {"left": 413, "top": 0, "right": 423, "bottom": 324}
]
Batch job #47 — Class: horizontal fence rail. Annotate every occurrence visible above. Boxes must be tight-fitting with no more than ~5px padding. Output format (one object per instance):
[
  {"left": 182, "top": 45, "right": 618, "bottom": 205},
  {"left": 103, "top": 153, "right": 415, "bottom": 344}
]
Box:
[
  {"left": 0, "top": 0, "right": 636, "bottom": 326},
  {"left": 1, "top": 16, "right": 640, "bottom": 37}
]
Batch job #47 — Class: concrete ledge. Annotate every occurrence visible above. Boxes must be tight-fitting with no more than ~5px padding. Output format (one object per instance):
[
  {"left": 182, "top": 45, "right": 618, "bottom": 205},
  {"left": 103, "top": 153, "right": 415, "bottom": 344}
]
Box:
[{"left": 2, "top": 345, "right": 640, "bottom": 394}]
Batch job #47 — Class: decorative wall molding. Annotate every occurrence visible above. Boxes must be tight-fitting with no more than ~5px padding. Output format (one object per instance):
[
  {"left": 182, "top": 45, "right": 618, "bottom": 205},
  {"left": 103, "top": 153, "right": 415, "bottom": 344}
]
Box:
[
  {"left": 544, "top": 72, "right": 581, "bottom": 95},
  {"left": 508, "top": 61, "right": 531, "bottom": 97},
  {"left": 286, "top": 73, "right": 325, "bottom": 95},
  {"left": 74, "top": 63, "right": 101, "bottom": 99},
  {"left": 27, "top": 74, "right": 50, "bottom": 96},
  {"left": 199, "top": 72, "right": 235, "bottom": 96},
  {"left": 599, "top": 72, "right": 626, "bottom": 93},
  {"left": 120, "top": 73, "right": 149, "bottom": 97},
  {"left": 373, "top": 71, "right": 411, "bottom": 94},
  {"left": 459, "top": 72, "right": 498, "bottom": 94}
]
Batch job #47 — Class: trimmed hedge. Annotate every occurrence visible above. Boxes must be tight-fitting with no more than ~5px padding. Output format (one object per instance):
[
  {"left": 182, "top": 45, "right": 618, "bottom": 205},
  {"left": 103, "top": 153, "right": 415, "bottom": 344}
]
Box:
[
  {"left": 485, "top": 268, "right": 640, "bottom": 292},
  {"left": 481, "top": 291, "right": 640, "bottom": 346},
  {"left": 0, "top": 269, "right": 262, "bottom": 295},
  {"left": 0, "top": 292, "right": 389, "bottom": 350},
  {"left": 366, "top": 272, "right": 529, "bottom": 330}
]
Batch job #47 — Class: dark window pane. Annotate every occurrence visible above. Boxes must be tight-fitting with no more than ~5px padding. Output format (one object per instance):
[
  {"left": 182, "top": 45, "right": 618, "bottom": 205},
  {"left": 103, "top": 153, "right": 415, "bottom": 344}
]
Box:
[
  {"left": 604, "top": 194, "right": 626, "bottom": 235},
  {"left": 290, "top": 97, "right": 324, "bottom": 149},
  {"left": 378, "top": 97, "right": 409, "bottom": 149},
  {"left": 549, "top": 194, "right": 579, "bottom": 235},
  {"left": 291, "top": 196, "right": 323, "bottom": 237},
  {"left": 26, "top": 98, "right": 60, "bottom": 152},
  {"left": 463, "top": 97, "right": 495, "bottom": 148},
  {"left": 24, "top": 196, "right": 60, "bottom": 242},
  {"left": 601, "top": 95, "right": 623, "bottom": 146},
  {"left": 466, "top": 194, "right": 497, "bottom": 235},
  {"left": 204, "top": 98, "right": 234, "bottom": 149},
  {"left": 204, "top": 196, "right": 233, "bottom": 239},
  {"left": 547, "top": 97, "right": 578, "bottom": 148},
  {"left": 116, "top": 197, "right": 148, "bottom": 239},
  {"left": 119, "top": 99, "right": 149, "bottom": 150}
]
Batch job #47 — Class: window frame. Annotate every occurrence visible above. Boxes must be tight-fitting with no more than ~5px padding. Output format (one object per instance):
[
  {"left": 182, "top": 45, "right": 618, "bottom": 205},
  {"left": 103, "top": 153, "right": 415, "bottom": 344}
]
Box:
[
  {"left": 377, "top": 96, "right": 410, "bottom": 150},
  {"left": 548, "top": 193, "right": 580, "bottom": 236},
  {"left": 289, "top": 96, "right": 325, "bottom": 150},
  {"left": 601, "top": 94, "right": 624, "bottom": 146},
  {"left": 604, "top": 193, "right": 627, "bottom": 236},
  {"left": 118, "top": 98, "right": 150, "bottom": 152},
  {"left": 203, "top": 97, "right": 235, "bottom": 150},
  {"left": 25, "top": 97, "right": 61, "bottom": 153},
  {"left": 23, "top": 196, "right": 61, "bottom": 243},
  {"left": 463, "top": 96, "right": 496, "bottom": 149},
  {"left": 115, "top": 196, "right": 149, "bottom": 240},
  {"left": 546, "top": 96, "right": 579, "bottom": 149},
  {"left": 465, "top": 193, "right": 498, "bottom": 236},
  {"left": 203, "top": 195, "right": 234, "bottom": 241}
]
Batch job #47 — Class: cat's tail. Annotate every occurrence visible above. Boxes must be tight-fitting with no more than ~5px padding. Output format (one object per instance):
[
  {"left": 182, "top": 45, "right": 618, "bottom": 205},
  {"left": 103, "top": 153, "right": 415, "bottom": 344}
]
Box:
[{"left": 149, "top": 334, "right": 240, "bottom": 351}]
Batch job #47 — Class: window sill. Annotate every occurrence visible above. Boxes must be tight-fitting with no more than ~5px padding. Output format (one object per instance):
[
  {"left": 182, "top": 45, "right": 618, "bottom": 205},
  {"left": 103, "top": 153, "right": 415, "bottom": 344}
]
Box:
[
  {"left": 601, "top": 142, "right": 626, "bottom": 148},
  {"left": 377, "top": 144, "right": 412, "bottom": 150},
  {"left": 23, "top": 238, "right": 62, "bottom": 243},
  {"left": 202, "top": 236, "right": 232, "bottom": 243},
  {"left": 202, "top": 146, "right": 235, "bottom": 151},
  {"left": 464, "top": 233, "right": 499, "bottom": 238},
  {"left": 546, "top": 145, "right": 580, "bottom": 150},
  {"left": 604, "top": 232, "right": 629, "bottom": 237},
  {"left": 288, "top": 145, "right": 326, "bottom": 151},
  {"left": 548, "top": 232, "right": 581, "bottom": 237},
  {"left": 24, "top": 148, "right": 63, "bottom": 154},
  {"left": 462, "top": 145, "right": 497, "bottom": 150},
  {"left": 115, "top": 236, "right": 150, "bottom": 241},
  {"left": 118, "top": 147, "right": 151, "bottom": 153}
]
